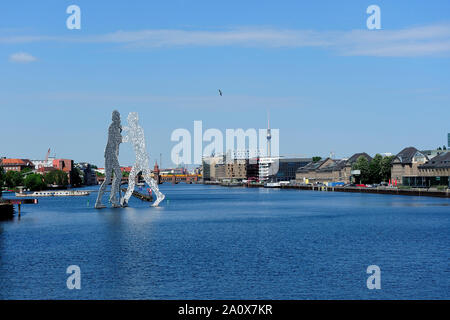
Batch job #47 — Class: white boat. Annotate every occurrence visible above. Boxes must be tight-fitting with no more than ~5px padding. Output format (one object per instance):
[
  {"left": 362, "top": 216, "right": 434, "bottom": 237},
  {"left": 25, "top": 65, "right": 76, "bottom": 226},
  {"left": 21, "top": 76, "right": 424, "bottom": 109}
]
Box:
[
  {"left": 264, "top": 182, "right": 281, "bottom": 188},
  {"left": 15, "top": 190, "right": 90, "bottom": 197}
]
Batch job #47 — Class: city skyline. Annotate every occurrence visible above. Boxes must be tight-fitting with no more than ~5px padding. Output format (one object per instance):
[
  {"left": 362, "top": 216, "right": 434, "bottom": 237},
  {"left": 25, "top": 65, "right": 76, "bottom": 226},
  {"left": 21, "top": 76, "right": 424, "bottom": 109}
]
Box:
[{"left": 1, "top": 1, "right": 449, "bottom": 166}]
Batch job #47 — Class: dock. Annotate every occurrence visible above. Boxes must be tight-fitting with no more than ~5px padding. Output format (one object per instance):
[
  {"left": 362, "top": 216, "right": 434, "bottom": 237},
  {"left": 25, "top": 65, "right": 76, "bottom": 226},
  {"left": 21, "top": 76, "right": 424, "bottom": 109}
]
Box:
[
  {"left": 0, "top": 198, "right": 39, "bottom": 218},
  {"left": 120, "top": 188, "right": 153, "bottom": 202},
  {"left": 0, "top": 203, "right": 14, "bottom": 219},
  {"left": 280, "top": 185, "right": 450, "bottom": 198}
]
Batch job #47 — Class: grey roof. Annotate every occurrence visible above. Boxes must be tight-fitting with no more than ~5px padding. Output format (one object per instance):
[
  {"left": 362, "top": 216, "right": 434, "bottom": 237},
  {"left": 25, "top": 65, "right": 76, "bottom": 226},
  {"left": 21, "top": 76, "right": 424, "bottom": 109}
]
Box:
[
  {"left": 346, "top": 152, "right": 372, "bottom": 165},
  {"left": 419, "top": 152, "right": 450, "bottom": 169},
  {"left": 296, "top": 158, "right": 335, "bottom": 173},
  {"left": 333, "top": 159, "right": 348, "bottom": 170},
  {"left": 394, "top": 147, "right": 422, "bottom": 164},
  {"left": 296, "top": 158, "right": 327, "bottom": 173}
]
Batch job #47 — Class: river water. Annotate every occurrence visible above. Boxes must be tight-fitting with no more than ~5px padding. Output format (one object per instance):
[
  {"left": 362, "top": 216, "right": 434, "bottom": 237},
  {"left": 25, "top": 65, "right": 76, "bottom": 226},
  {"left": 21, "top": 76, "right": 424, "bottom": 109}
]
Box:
[{"left": 0, "top": 184, "right": 449, "bottom": 299}]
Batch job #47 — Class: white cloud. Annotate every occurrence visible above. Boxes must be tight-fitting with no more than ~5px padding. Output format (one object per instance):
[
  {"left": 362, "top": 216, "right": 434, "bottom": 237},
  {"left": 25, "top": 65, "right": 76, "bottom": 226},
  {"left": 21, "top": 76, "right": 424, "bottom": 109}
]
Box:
[
  {"left": 2, "top": 23, "right": 450, "bottom": 57},
  {"left": 9, "top": 52, "right": 37, "bottom": 63}
]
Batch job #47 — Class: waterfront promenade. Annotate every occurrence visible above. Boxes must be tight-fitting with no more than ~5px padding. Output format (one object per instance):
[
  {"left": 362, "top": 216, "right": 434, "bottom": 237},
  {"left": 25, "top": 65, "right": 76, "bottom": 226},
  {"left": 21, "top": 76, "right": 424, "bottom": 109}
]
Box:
[{"left": 204, "top": 181, "right": 450, "bottom": 198}]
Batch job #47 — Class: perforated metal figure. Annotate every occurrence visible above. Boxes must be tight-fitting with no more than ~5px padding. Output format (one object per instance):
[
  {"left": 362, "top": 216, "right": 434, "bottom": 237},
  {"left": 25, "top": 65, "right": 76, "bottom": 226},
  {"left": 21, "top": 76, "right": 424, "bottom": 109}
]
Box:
[
  {"left": 95, "top": 110, "right": 123, "bottom": 209},
  {"left": 120, "top": 112, "right": 165, "bottom": 207}
]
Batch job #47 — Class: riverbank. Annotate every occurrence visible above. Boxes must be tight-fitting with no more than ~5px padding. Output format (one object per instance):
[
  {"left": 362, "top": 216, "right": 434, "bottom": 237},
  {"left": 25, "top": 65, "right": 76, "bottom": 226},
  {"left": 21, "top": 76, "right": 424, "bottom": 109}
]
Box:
[
  {"left": 204, "top": 181, "right": 450, "bottom": 198},
  {"left": 281, "top": 184, "right": 450, "bottom": 198}
]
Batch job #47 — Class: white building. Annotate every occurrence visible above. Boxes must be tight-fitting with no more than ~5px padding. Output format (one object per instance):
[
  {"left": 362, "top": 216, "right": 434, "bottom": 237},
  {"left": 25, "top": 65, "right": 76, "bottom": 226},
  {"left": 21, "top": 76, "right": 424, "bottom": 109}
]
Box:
[
  {"left": 31, "top": 157, "right": 55, "bottom": 170},
  {"left": 258, "top": 156, "right": 280, "bottom": 182},
  {"left": 94, "top": 168, "right": 106, "bottom": 175}
]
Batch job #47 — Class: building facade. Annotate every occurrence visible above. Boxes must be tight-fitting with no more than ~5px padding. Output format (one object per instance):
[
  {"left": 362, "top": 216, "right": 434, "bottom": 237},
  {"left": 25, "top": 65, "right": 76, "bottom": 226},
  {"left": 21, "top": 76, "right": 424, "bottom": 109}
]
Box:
[
  {"left": 391, "top": 147, "right": 428, "bottom": 185},
  {"left": 295, "top": 158, "right": 336, "bottom": 184},
  {"left": 274, "top": 158, "right": 312, "bottom": 182},
  {"left": 404, "top": 152, "right": 450, "bottom": 187},
  {"left": 0, "top": 158, "right": 34, "bottom": 172},
  {"left": 295, "top": 153, "right": 372, "bottom": 185},
  {"left": 225, "top": 159, "right": 248, "bottom": 180},
  {"left": 75, "top": 162, "right": 98, "bottom": 186},
  {"left": 258, "top": 157, "right": 279, "bottom": 182},
  {"left": 202, "top": 155, "right": 224, "bottom": 181},
  {"left": 246, "top": 158, "right": 260, "bottom": 181}
]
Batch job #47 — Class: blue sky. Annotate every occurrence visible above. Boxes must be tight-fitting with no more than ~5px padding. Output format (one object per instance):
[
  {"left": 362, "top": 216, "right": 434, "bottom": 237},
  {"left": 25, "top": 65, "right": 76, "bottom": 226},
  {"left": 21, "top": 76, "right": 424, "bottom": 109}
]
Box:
[{"left": 1, "top": 0, "right": 449, "bottom": 167}]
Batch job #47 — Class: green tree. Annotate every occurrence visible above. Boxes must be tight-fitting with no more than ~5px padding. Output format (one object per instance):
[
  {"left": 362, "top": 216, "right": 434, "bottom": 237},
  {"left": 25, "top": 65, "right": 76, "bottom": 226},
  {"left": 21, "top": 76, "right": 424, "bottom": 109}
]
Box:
[
  {"left": 71, "top": 168, "right": 83, "bottom": 187},
  {"left": 24, "top": 173, "right": 46, "bottom": 191},
  {"left": 369, "top": 154, "right": 383, "bottom": 183},
  {"left": 5, "top": 170, "right": 24, "bottom": 188},
  {"left": 21, "top": 167, "right": 33, "bottom": 175},
  {"left": 380, "top": 155, "right": 395, "bottom": 182},
  {"left": 44, "top": 170, "right": 68, "bottom": 186},
  {"left": 0, "top": 167, "right": 5, "bottom": 196},
  {"left": 312, "top": 156, "right": 322, "bottom": 162},
  {"left": 96, "top": 171, "right": 105, "bottom": 177},
  {"left": 352, "top": 156, "right": 370, "bottom": 184}
]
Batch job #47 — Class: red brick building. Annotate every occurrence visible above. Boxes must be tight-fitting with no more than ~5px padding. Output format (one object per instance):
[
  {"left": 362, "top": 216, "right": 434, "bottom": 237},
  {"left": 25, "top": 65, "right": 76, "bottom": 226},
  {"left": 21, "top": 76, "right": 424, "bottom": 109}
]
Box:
[
  {"left": 0, "top": 158, "right": 34, "bottom": 172},
  {"left": 52, "top": 159, "right": 73, "bottom": 173}
]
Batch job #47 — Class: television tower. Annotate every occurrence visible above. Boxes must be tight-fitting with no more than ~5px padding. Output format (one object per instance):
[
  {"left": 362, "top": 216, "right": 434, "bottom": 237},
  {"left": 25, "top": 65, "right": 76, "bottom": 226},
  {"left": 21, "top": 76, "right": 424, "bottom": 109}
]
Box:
[{"left": 267, "top": 111, "right": 271, "bottom": 157}]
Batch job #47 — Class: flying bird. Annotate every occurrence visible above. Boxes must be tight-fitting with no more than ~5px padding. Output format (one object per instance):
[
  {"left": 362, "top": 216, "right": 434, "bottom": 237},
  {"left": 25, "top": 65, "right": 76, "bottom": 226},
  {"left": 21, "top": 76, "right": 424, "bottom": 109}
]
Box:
[{"left": 218, "top": 89, "right": 222, "bottom": 96}]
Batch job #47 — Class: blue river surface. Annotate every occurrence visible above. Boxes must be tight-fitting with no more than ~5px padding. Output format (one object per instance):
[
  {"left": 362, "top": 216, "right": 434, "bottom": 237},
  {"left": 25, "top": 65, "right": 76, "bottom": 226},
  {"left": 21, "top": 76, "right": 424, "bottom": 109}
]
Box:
[{"left": 0, "top": 184, "right": 449, "bottom": 300}]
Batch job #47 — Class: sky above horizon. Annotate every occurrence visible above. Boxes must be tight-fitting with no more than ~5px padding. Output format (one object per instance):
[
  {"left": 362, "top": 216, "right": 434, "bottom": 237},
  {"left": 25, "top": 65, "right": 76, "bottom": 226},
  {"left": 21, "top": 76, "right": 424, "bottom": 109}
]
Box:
[{"left": 1, "top": 0, "right": 449, "bottom": 167}]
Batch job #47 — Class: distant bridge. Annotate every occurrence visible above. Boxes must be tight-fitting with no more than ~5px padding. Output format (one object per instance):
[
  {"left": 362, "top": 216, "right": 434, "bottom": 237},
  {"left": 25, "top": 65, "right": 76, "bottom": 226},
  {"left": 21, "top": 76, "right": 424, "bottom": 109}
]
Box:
[{"left": 158, "top": 174, "right": 200, "bottom": 184}]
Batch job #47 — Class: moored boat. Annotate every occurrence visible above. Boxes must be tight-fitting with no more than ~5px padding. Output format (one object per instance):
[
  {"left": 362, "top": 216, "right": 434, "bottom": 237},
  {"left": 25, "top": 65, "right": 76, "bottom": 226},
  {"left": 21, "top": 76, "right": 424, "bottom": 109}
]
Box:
[
  {"left": 264, "top": 182, "right": 281, "bottom": 188},
  {"left": 15, "top": 190, "right": 90, "bottom": 197}
]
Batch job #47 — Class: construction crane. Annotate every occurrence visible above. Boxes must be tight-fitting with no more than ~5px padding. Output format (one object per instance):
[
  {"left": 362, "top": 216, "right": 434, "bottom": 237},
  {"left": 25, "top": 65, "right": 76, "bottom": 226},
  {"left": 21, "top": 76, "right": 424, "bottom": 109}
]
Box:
[
  {"left": 39, "top": 148, "right": 51, "bottom": 171},
  {"left": 45, "top": 148, "right": 50, "bottom": 165}
]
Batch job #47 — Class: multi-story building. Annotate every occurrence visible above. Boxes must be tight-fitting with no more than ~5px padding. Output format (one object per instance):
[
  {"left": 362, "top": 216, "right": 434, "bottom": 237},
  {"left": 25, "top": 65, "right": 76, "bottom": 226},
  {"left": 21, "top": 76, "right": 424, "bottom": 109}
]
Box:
[
  {"left": 246, "top": 158, "right": 259, "bottom": 181},
  {"left": 202, "top": 155, "right": 224, "bottom": 181},
  {"left": 75, "top": 162, "right": 98, "bottom": 186},
  {"left": 31, "top": 157, "right": 56, "bottom": 170},
  {"left": 258, "top": 157, "right": 279, "bottom": 182},
  {"left": 0, "top": 158, "right": 34, "bottom": 172},
  {"left": 52, "top": 159, "right": 73, "bottom": 172},
  {"left": 405, "top": 152, "right": 450, "bottom": 188},
  {"left": 214, "top": 163, "right": 226, "bottom": 181},
  {"left": 336, "top": 152, "right": 372, "bottom": 184},
  {"left": 225, "top": 159, "right": 248, "bottom": 180},
  {"left": 391, "top": 147, "right": 428, "bottom": 185},
  {"left": 51, "top": 159, "right": 75, "bottom": 184},
  {"left": 295, "top": 158, "right": 336, "bottom": 184},
  {"left": 273, "top": 158, "right": 312, "bottom": 182},
  {"left": 295, "top": 153, "right": 372, "bottom": 184}
]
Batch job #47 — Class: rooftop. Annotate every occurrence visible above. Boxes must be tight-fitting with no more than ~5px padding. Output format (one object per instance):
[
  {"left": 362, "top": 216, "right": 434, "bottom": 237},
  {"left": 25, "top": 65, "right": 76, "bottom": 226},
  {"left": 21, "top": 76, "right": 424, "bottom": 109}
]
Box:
[
  {"left": 346, "top": 152, "right": 372, "bottom": 165},
  {"left": 0, "top": 158, "right": 34, "bottom": 166},
  {"left": 394, "top": 147, "right": 425, "bottom": 164},
  {"left": 419, "top": 152, "right": 450, "bottom": 169}
]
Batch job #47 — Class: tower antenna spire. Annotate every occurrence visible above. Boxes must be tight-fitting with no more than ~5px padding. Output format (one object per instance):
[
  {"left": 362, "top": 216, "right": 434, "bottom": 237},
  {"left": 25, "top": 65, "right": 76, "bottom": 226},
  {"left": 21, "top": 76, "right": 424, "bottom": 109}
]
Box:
[{"left": 266, "top": 110, "right": 272, "bottom": 157}]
